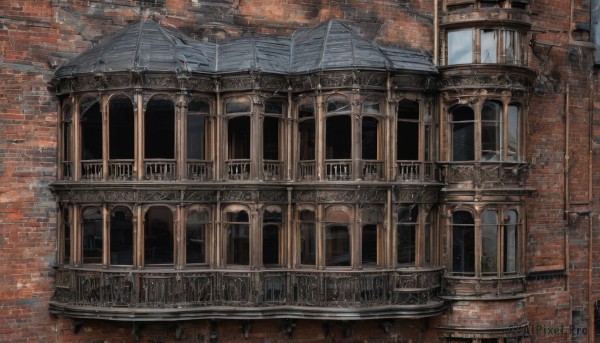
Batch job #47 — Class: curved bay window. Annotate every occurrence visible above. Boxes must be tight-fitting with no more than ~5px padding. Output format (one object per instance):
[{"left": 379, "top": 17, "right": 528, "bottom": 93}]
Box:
[
  {"left": 144, "top": 96, "right": 175, "bottom": 180},
  {"left": 144, "top": 206, "right": 174, "bottom": 266},
  {"left": 226, "top": 97, "right": 252, "bottom": 180},
  {"left": 262, "top": 206, "right": 282, "bottom": 267},
  {"left": 109, "top": 95, "right": 134, "bottom": 180},
  {"left": 482, "top": 209, "right": 519, "bottom": 275},
  {"left": 297, "top": 102, "right": 316, "bottom": 180},
  {"left": 450, "top": 101, "right": 522, "bottom": 162},
  {"left": 325, "top": 96, "right": 352, "bottom": 180},
  {"left": 446, "top": 28, "right": 526, "bottom": 66},
  {"left": 396, "top": 99, "right": 433, "bottom": 181},
  {"left": 452, "top": 210, "right": 475, "bottom": 276},
  {"left": 186, "top": 98, "right": 212, "bottom": 180},
  {"left": 82, "top": 206, "right": 103, "bottom": 264},
  {"left": 110, "top": 206, "right": 133, "bottom": 266},
  {"left": 298, "top": 207, "right": 316, "bottom": 266},
  {"left": 225, "top": 207, "right": 250, "bottom": 266},
  {"left": 324, "top": 206, "right": 352, "bottom": 267},
  {"left": 186, "top": 207, "right": 209, "bottom": 265},
  {"left": 263, "top": 100, "right": 284, "bottom": 180},
  {"left": 80, "top": 97, "right": 102, "bottom": 180}
]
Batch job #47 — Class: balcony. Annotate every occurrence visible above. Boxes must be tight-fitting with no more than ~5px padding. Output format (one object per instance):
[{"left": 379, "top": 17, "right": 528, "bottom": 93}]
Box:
[
  {"left": 226, "top": 159, "right": 250, "bottom": 180},
  {"left": 439, "top": 162, "right": 529, "bottom": 187},
  {"left": 50, "top": 267, "right": 445, "bottom": 321},
  {"left": 144, "top": 160, "right": 177, "bottom": 181},
  {"left": 263, "top": 160, "right": 283, "bottom": 181},
  {"left": 81, "top": 160, "right": 102, "bottom": 181},
  {"left": 443, "top": 275, "right": 526, "bottom": 299},
  {"left": 360, "top": 160, "right": 384, "bottom": 181},
  {"left": 396, "top": 161, "right": 437, "bottom": 182},
  {"left": 108, "top": 160, "right": 134, "bottom": 181},
  {"left": 187, "top": 160, "right": 212, "bottom": 181},
  {"left": 325, "top": 160, "right": 352, "bottom": 181},
  {"left": 298, "top": 161, "right": 316, "bottom": 181}
]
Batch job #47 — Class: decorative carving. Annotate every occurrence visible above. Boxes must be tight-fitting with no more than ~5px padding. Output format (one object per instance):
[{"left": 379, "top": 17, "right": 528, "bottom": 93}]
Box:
[
  {"left": 439, "top": 73, "right": 530, "bottom": 92},
  {"left": 320, "top": 72, "right": 354, "bottom": 89},
  {"left": 187, "top": 77, "right": 214, "bottom": 92},
  {"left": 104, "top": 191, "right": 135, "bottom": 202},
  {"left": 293, "top": 191, "right": 316, "bottom": 202},
  {"left": 357, "top": 72, "right": 387, "bottom": 89},
  {"left": 259, "top": 190, "right": 286, "bottom": 202},
  {"left": 138, "top": 191, "right": 179, "bottom": 202},
  {"left": 183, "top": 191, "right": 216, "bottom": 202},
  {"left": 220, "top": 76, "right": 254, "bottom": 91},
  {"left": 221, "top": 190, "right": 255, "bottom": 202},
  {"left": 105, "top": 74, "right": 132, "bottom": 89},
  {"left": 143, "top": 74, "right": 178, "bottom": 89},
  {"left": 259, "top": 75, "right": 288, "bottom": 92},
  {"left": 356, "top": 189, "right": 386, "bottom": 203}
]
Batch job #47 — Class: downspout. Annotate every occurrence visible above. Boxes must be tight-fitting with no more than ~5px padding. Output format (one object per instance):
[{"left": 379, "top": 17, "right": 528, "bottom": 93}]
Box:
[
  {"left": 565, "top": 84, "right": 570, "bottom": 283},
  {"left": 588, "top": 66, "right": 595, "bottom": 341}
]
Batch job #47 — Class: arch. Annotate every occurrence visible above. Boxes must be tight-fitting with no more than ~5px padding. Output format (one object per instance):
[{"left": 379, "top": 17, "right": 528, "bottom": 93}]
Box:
[{"left": 324, "top": 94, "right": 351, "bottom": 115}]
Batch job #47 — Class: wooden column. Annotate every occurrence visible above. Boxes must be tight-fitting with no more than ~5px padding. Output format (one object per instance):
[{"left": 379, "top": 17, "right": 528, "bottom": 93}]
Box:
[
  {"left": 135, "top": 90, "right": 143, "bottom": 181},
  {"left": 101, "top": 93, "right": 108, "bottom": 181}
]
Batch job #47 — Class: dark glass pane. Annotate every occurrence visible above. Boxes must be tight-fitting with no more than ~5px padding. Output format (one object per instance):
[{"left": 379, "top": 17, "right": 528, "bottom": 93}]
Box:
[
  {"left": 300, "top": 223, "right": 316, "bottom": 265},
  {"left": 187, "top": 114, "right": 207, "bottom": 160},
  {"left": 451, "top": 106, "right": 475, "bottom": 161},
  {"left": 263, "top": 117, "right": 279, "bottom": 160},
  {"left": 226, "top": 210, "right": 249, "bottom": 265},
  {"left": 265, "top": 101, "right": 283, "bottom": 115},
  {"left": 481, "top": 102, "right": 501, "bottom": 161},
  {"left": 145, "top": 97, "right": 175, "bottom": 159},
  {"left": 299, "top": 119, "right": 315, "bottom": 160},
  {"left": 325, "top": 225, "right": 350, "bottom": 266},
  {"left": 508, "top": 105, "right": 519, "bottom": 161},
  {"left": 326, "top": 116, "right": 351, "bottom": 159},
  {"left": 189, "top": 99, "right": 210, "bottom": 113},
  {"left": 362, "top": 117, "right": 378, "bottom": 160},
  {"left": 144, "top": 206, "right": 173, "bottom": 265},
  {"left": 299, "top": 209, "right": 315, "bottom": 221},
  {"left": 187, "top": 210, "right": 208, "bottom": 264},
  {"left": 397, "top": 223, "right": 415, "bottom": 265},
  {"left": 82, "top": 207, "right": 103, "bottom": 264},
  {"left": 109, "top": 96, "right": 134, "bottom": 159},
  {"left": 63, "top": 207, "right": 71, "bottom": 264},
  {"left": 362, "top": 224, "right": 377, "bottom": 265},
  {"left": 452, "top": 211, "right": 474, "bottom": 274},
  {"left": 81, "top": 101, "right": 102, "bottom": 160},
  {"left": 263, "top": 224, "right": 279, "bottom": 266},
  {"left": 110, "top": 206, "right": 133, "bottom": 265},
  {"left": 228, "top": 116, "right": 250, "bottom": 159},
  {"left": 226, "top": 98, "right": 251, "bottom": 113},
  {"left": 397, "top": 121, "right": 419, "bottom": 160},
  {"left": 363, "top": 100, "right": 380, "bottom": 114},
  {"left": 298, "top": 103, "right": 314, "bottom": 118}
]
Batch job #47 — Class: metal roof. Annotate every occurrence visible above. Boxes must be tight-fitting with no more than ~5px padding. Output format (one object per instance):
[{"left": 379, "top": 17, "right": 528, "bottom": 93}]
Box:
[{"left": 54, "top": 19, "right": 436, "bottom": 78}]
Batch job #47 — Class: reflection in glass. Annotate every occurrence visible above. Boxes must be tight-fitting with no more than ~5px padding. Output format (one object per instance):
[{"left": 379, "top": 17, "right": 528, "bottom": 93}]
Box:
[
  {"left": 448, "top": 29, "right": 473, "bottom": 65},
  {"left": 481, "top": 210, "right": 498, "bottom": 274},
  {"left": 480, "top": 29, "right": 497, "bottom": 63}
]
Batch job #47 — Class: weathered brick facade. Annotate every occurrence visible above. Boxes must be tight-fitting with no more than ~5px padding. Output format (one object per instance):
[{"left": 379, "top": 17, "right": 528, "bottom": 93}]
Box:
[{"left": 1, "top": 0, "right": 600, "bottom": 342}]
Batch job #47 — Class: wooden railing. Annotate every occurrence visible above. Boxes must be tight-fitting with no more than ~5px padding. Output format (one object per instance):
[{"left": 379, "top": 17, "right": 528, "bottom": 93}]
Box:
[
  {"left": 396, "top": 161, "right": 436, "bottom": 182},
  {"left": 226, "top": 160, "right": 250, "bottom": 180},
  {"left": 298, "top": 161, "right": 316, "bottom": 181},
  {"left": 50, "top": 267, "right": 444, "bottom": 320},
  {"left": 81, "top": 160, "right": 102, "bottom": 181},
  {"left": 187, "top": 160, "right": 212, "bottom": 181},
  {"left": 360, "top": 160, "right": 384, "bottom": 181},
  {"left": 325, "top": 160, "right": 352, "bottom": 180},
  {"left": 108, "top": 160, "right": 134, "bottom": 181},
  {"left": 443, "top": 275, "right": 526, "bottom": 298},
  {"left": 144, "top": 160, "right": 176, "bottom": 181},
  {"left": 439, "top": 162, "right": 529, "bottom": 186},
  {"left": 263, "top": 160, "right": 283, "bottom": 181}
]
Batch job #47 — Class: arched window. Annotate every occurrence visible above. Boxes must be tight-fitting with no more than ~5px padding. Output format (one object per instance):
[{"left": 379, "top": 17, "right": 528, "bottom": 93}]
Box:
[
  {"left": 109, "top": 95, "right": 134, "bottom": 180},
  {"left": 298, "top": 208, "right": 316, "bottom": 266},
  {"left": 225, "top": 208, "right": 250, "bottom": 265},
  {"left": 263, "top": 206, "right": 282, "bottom": 267},
  {"left": 263, "top": 100, "right": 284, "bottom": 180},
  {"left": 186, "top": 208, "right": 209, "bottom": 264},
  {"left": 82, "top": 206, "right": 103, "bottom": 264},
  {"left": 324, "top": 206, "right": 352, "bottom": 267},
  {"left": 481, "top": 101, "right": 502, "bottom": 161},
  {"left": 298, "top": 102, "right": 316, "bottom": 180},
  {"left": 452, "top": 211, "right": 475, "bottom": 275},
  {"left": 226, "top": 97, "right": 252, "bottom": 180},
  {"left": 80, "top": 97, "right": 102, "bottom": 180},
  {"left": 362, "top": 206, "right": 382, "bottom": 267},
  {"left": 325, "top": 95, "right": 352, "bottom": 180},
  {"left": 144, "top": 206, "right": 174, "bottom": 266},
  {"left": 187, "top": 98, "right": 212, "bottom": 180},
  {"left": 110, "top": 206, "right": 133, "bottom": 265},
  {"left": 397, "top": 205, "right": 418, "bottom": 266},
  {"left": 450, "top": 105, "right": 475, "bottom": 161}
]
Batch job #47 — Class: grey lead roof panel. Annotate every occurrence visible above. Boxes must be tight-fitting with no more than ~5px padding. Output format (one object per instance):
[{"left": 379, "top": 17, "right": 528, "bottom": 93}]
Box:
[{"left": 54, "top": 19, "right": 436, "bottom": 78}]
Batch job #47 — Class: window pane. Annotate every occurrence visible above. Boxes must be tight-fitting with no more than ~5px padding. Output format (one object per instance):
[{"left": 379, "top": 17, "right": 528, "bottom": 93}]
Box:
[
  {"left": 81, "top": 100, "right": 102, "bottom": 160},
  {"left": 424, "top": 213, "right": 431, "bottom": 264},
  {"left": 504, "top": 30, "right": 520, "bottom": 64},
  {"left": 265, "top": 101, "right": 283, "bottom": 115},
  {"left": 326, "top": 226, "right": 350, "bottom": 266},
  {"left": 145, "top": 97, "right": 175, "bottom": 159},
  {"left": 187, "top": 114, "right": 207, "bottom": 160},
  {"left": 481, "top": 102, "right": 501, "bottom": 161},
  {"left": 448, "top": 29, "right": 473, "bottom": 65},
  {"left": 109, "top": 96, "right": 134, "bottom": 159},
  {"left": 451, "top": 106, "right": 475, "bottom": 161},
  {"left": 363, "top": 100, "right": 380, "bottom": 114},
  {"left": 226, "top": 211, "right": 249, "bottom": 265},
  {"left": 263, "top": 209, "right": 281, "bottom": 266},
  {"left": 228, "top": 116, "right": 250, "bottom": 159},
  {"left": 226, "top": 98, "right": 251, "bottom": 113},
  {"left": 397, "top": 100, "right": 419, "bottom": 160},
  {"left": 362, "top": 224, "right": 377, "bottom": 266},
  {"left": 82, "top": 207, "right": 103, "bottom": 264},
  {"left": 189, "top": 99, "right": 210, "bottom": 113},
  {"left": 110, "top": 206, "right": 133, "bottom": 265},
  {"left": 298, "top": 103, "right": 314, "bottom": 118},
  {"left": 326, "top": 116, "right": 351, "bottom": 159},
  {"left": 263, "top": 117, "right": 279, "bottom": 160},
  {"left": 326, "top": 97, "right": 351, "bottom": 113},
  {"left": 480, "top": 29, "right": 497, "bottom": 63},
  {"left": 362, "top": 117, "right": 378, "bottom": 160},
  {"left": 63, "top": 207, "right": 71, "bottom": 264},
  {"left": 299, "top": 119, "right": 315, "bottom": 160},
  {"left": 482, "top": 210, "right": 498, "bottom": 274},
  {"left": 508, "top": 105, "right": 519, "bottom": 161},
  {"left": 300, "top": 221, "right": 316, "bottom": 265},
  {"left": 144, "top": 206, "right": 173, "bottom": 265},
  {"left": 452, "top": 211, "right": 474, "bottom": 274},
  {"left": 397, "top": 205, "right": 418, "bottom": 265},
  {"left": 187, "top": 210, "right": 208, "bottom": 264},
  {"left": 504, "top": 210, "right": 518, "bottom": 273}
]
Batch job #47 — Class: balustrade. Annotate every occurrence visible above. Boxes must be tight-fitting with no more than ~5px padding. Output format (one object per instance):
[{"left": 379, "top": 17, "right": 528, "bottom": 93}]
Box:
[
  {"left": 226, "top": 160, "right": 250, "bottom": 180},
  {"left": 187, "top": 161, "right": 212, "bottom": 181},
  {"left": 325, "top": 160, "right": 352, "bottom": 180},
  {"left": 108, "top": 160, "right": 134, "bottom": 181},
  {"left": 50, "top": 267, "right": 444, "bottom": 319},
  {"left": 144, "top": 160, "right": 176, "bottom": 181},
  {"left": 81, "top": 160, "right": 102, "bottom": 181},
  {"left": 263, "top": 161, "right": 283, "bottom": 181},
  {"left": 298, "top": 161, "right": 316, "bottom": 181}
]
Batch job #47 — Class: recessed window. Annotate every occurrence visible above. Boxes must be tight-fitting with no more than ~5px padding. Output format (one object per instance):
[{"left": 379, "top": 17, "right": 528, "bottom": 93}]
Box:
[
  {"left": 362, "top": 117, "right": 379, "bottom": 160},
  {"left": 145, "top": 96, "right": 175, "bottom": 159},
  {"left": 397, "top": 99, "right": 420, "bottom": 161},
  {"left": 481, "top": 210, "right": 498, "bottom": 274},
  {"left": 480, "top": 29, "right": 498, "bottom": 63},
  {"left": 325, "top": 208, "right": 351, "bottom": 267},
  {"left": 362, "top": 207, "right": 381, "bottom": 267},
  {"left": 263, "top": 208, "right": 282, "bottom": 267},
  {"left": 452, "top": 211, "right": 475, "bottom": 275},
  {"left": 144, "top": 206, "right": 174, "bottom": 265},
  {"left": 109, "top": 95, "right": 134, "bottom": 160},
  {"left": 450, "top": 105, "right": 475, "bottom": 161},
  {"left": 397, "top": 205, "right": 418, "bottom": 266},
  {"left": 186, "top": 209, "right": 209, "bottom": 264},
  {"left": 187, "top": 99, "right": 210, "bottom": 161},
  {"left": 110, "top": 206, "right": 133, "bottom": 265},
  {"left": 504, "top": 210, "right": 518, "bottom": 273},
  {"left": 481, "top": 101, "right": 502, "bottom": 161},
  {"left": 226, "top": 209, "right": 250, "bottom": 265},
  {"left": 62, "top": 206, "right": 71, "bottom": 264},
  {"left": 299, "top": 209, "right": 316, "bottom": 266},
  {"left": 82, "top": 206, "right": 103, "bottom": 264}
]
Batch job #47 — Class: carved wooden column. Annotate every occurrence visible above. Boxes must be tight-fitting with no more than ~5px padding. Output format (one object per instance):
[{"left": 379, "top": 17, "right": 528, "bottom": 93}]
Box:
[
  {"left": 72, "top": 204, "right": 81, "bottom": 266},
  {"left": 251, "top": 96, "right": 262, "bottom": 180},
  {"left": 386, "top": 189, "right": 393, "bottom": 267},
  {"left": 215, "top": 191, "right": 222, "bottom": 268},
  {"left": 250, "top": 204, "right": 260, "bottom": 268},
  {"left": 175, "top": 204, "right": 184, "bottom": 270},
  {"left": 352, "top": 86, "right": 361, "bottom": 181},
  {"left": 102, "top": 204, "right": 109, "bottom": 268},
  {"left": 214, "top": 79, "right": 221, "bottom": 180},
  {"left": 134, "top": 205, "right": 142, "bottom": 269},
  {"left": 316, "top": 87, "right": 324, "bottom": 181},
  {"left": 135, "top": 90, "right": 143, "bottom": 181},
  {"left": 354, "top": 202, "right": 361, "bottom": 269},
  {"left": 286, "top": 87, "right": 293, "bottom": 181},
  {"left": 176, "top": 92, "right": 187, "bottom": 181}
]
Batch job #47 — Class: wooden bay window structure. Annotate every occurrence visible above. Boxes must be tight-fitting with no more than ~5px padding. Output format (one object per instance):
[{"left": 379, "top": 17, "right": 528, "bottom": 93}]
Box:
[{"left": 48, "top": 16, "right": 532, "bottom": 332}]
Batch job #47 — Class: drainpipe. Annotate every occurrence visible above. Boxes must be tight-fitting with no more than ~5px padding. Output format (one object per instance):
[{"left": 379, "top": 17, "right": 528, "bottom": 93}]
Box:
[{"left": 588, "top": 66, "right": 595, "bottom": 341}]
